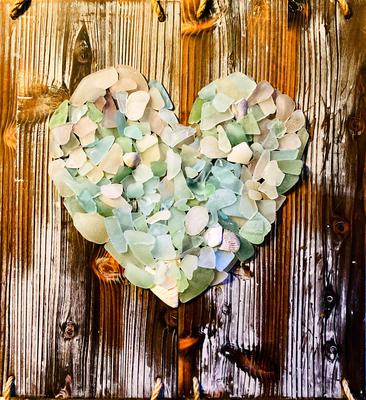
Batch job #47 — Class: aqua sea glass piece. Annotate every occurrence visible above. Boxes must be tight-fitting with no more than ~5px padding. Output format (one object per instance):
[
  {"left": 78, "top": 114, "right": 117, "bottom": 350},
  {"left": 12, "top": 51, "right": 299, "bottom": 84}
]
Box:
[
  {"left": 149, "top": 80, "right": 174, "bottom": 110},
  {"left": 85, "top": 136, "right": 114, "bottom": 165},
  {"left": 124, "top": 125, "right": 143, "bottom": 139},
  {"left": 105, "top": 216, "right": 128, "bottom": 253}
]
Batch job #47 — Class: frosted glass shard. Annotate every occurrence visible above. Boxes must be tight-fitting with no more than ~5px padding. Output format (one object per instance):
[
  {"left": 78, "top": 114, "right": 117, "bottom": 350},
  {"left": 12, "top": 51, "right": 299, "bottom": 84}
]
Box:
[
  {"left": 52, "top": 123, "right": 73, "bottom": 146},
  {"left": 115, "top": 65, "right": 149, "bottom": 92},
  {"left": 240, "top": 112, "right": 261, "bottom": 135},
  {"left": 188, "top": 98, "right": 204, "bottom": 124},
  {"left": 133, "top": 164, "right": 154, "bottom": 183},
  {"left": 200, "top": 102, "right": 233, "bottom": 131},
  {"left": 252, "top": 149, "right": 270, "bottom": 180},
  {"left": 239, "top": 212, "right": 271, "bottom": 245},
  {"left": 204, "top": 225, "right": 223, "bottom": 247},
  {"left": 100, "top": 183, "right": 123, "bottom": 199},
  {"left": 124, "top": 125, "right": 143, "bottom": 139},
  {"left": 215, "top": 250, "right": 235, "bottom": 271},
  {"left": 87, "top": 102, "right": 104, "bottom": 123},
  {"left": 146, "top": 209, "right": 171, "bottom": 225},
  {"left": 217, "top": 125, "right": 232, "bottom": 153},
  {"left": 276, "top": 94, "right": 295, "bottom": 122},
  {"left": 212, "top": 92, "right": 234, "bottom": 112},
  {"left": 166, "top": 149, "right": 182, "bottom": 180},
  {"left": 125, "top": 181, "right": 144, "bottom": 198},
  {"left": 73, "top": 116, "right": 97, "bottom": 138},
  {"left": 85, "top": 136, "right": 114, "bottom": 165},
  {"left": 125, "top": 91, "right": 150, "bottom": 121},
  {"left": 207, "top": 188, "right": 237, "bottom": 210},
  {"left": 279, "top": 133, "right": 302, "bottom": 150},
  {"left": 219, "top": 230, "right": 240, "bottom": 253},
  {"left": 285, "top": 110, "right": 306, "bottom": 133},
  {"left": 277, "top": 174, "right": 300, "bottom": 195},
  {"left": 101, "top": 94, "right": 118, "bottom": 128},
  {"left": 136, "top": 134, "right": 158, "bottom": 153},
  {"left": 277, "top": 159, "right": 303, "bottom": 175},
  {"left": 239, "top": 192, "right": 258, "bottom": 220},
  {"left": 200, "top": 136, "right": 227, "bottom": 159},
  {"left": 152, "top": 235, "right": 176, "bottom": 260},
  {"left": 149, "top": 87, "right": 165, "bottom": 110},
  {"left": 73, "top": 212, "right": 108, "bottom": 244},
  {"left": 198, "top": 247, "right": 216, "bottom": 268},
  {"left": 124, "top": 263, "right": 154, "bottom": 289},
  {"left": 248, "top": 80, "right": 274, "bottom": 105},
  {"left": 258, "top": 181, "right": 278, "bottom": 199},
  {"left": 105, "top": 216, "right": 128, "bottom": 253},
  {"left": 198, "top": 82, "right": 217, "bottom": 100},
  {"left": 185, "top": 206, "right": 209, "bottom": 236},
  {"left": 211, "top": 166, "right": 243, "bottom": 194},
  {"left": 123, "top": 152, "right": 141, "bottom": 168},
  {"left": 70, "top": 67, "right": 118, "bottom": 106},
  {"left": 216, "top": 72, "right": 256, "bottom": 101},
  {"left": 149, "top": 80, "right": 174, "bottom": 110},
  {"left": 66, "top": 147, "right": 87, "bottom": 168},
  {"left": 227, "top": 142, "right": 253, "bottom": 164}
]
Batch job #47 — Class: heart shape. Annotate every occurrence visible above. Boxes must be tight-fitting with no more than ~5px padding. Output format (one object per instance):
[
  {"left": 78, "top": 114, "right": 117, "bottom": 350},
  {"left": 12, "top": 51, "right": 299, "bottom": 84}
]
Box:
[{"left": 49, "top": 66, "right": 308, "bottom": 307}]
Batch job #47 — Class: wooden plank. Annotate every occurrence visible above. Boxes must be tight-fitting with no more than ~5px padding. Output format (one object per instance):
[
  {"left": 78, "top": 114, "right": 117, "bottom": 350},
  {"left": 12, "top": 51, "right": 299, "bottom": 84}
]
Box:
[
  {"left": 178, "top": 0, "right": 365, "bottom": 398},
  {"left": 0, "top": 1, "right": 180, "bottom": 398}
]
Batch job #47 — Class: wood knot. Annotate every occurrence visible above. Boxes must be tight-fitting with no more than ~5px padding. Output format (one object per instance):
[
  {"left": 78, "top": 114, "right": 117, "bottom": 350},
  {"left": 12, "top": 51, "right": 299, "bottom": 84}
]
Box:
[
  {"left": 325, "top": 338, "right": 339, "bottom": 361},
  {"left": 74, "top": 39, "right": 92, "bottom": 65},
  {"left": 220, "top": 344, "right": 279, "bottom": 382},
  {"left": 347, "top": 116, "right": 365, "bottom": 136},
  {"left": 61, "top": 321, "right": 78, "bottom": 340},
  {"left": 179, "top": 335, "right": 203, "bottom": 353},
  {"left": 92, "top": 250, "right": 123, "bottom": 283},
  {"left": 323, "top": 285, "right": 338, "bottom": 318},
  {"left": 332, "top": 217, "right": 350, "bottom": 236},
  {"left": 163, "top": 308, "right": 178, "bottom": 328}
]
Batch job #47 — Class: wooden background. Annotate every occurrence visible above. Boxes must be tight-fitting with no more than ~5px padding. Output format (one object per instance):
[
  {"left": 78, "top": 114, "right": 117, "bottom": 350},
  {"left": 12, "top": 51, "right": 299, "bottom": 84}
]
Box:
[{"left": 0, "top": 0, "right": 365, "bottom": 398}]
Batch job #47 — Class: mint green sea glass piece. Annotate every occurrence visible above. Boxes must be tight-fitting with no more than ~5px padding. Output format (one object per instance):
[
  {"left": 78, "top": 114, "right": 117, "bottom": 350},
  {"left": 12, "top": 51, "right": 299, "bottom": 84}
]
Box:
[
  {"left": 278, "top": 159, "right": 303, "bottom": 175},
  {"left": 239, "top": 212, "right": 271, "bottom": 244},
  {"left": 49, "top": 100, "right": 69, "bottom": 129},
  {"left": 105, "top": 216, "right": 128, "bottom": 253},
  {"left": 87, "top": 102, "right": 103, "bottom": 123},
  {"left": 124, "top": 125, "right": 143, "bottom": 139},
  {"left": 124, "top": 262, "right": 154, "bottom": 289},
  {"left": 277, "top": 174, "right": 300, "bottom": 194},
  {"left": 179, "top": 268, "right": 215, "bottom": 303},
  {"left": 188, "top": 97, "right": 204, "bottom": 124},
  {"left": 240, "top": 112, "right": 260, "bottom": 135},
  {"left": 85, "top": 136, "right": 114, "bottom": 165},
  {"left": 225, "top": 121, "right": 249, "bottom": 146}
]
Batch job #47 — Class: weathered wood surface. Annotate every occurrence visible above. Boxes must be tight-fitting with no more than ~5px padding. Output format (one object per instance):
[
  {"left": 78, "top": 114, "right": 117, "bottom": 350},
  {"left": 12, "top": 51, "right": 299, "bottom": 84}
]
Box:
[
  {"left": 0, "top": 1, "right": 180, "bottom": 398},
  {"left": 0, "top": 0, "right": 365, "bottom": 399}
]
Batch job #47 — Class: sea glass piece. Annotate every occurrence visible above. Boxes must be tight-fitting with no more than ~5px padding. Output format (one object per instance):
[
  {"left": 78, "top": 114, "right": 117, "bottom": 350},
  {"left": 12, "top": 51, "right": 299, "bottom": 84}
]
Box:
[
  {"left": 87, "top": 102, "right": 104, "bottom": 123},
  {"left": 253, "top": 149, "right": 270, "bottom": 180},
  {"left": 262, "top": 160, "right": 285, "bottom": 186},
  {"left": 185, "top": 206, "right": 209, "bottom": 236},
  {"left": 151, "top": 285, "right": 178, "bottom": 307},
  {"left": 85, "top": 136, "right": 114, "bottom": 165},
  {"left": 215, "top": 250, "right": 235, "bottom": 271},
  {"left": 204, "top": 225, "right": 223, "bottom": 247},
  {"left": 211, "top": 165, "right": 243, "bottom": 194},
  {"left": 136, "top": 134, "right": 158, "bottom": 153},
  {"left": 180, "top": 254, "right": 198, "bottom": 280},
  {"left": 69, "top": 104, "right": 88, "bottom": 124},
  {"left": 73, "top": 116, "right": 97, "bottom": 138},
  {"left": 166, "top": 149, "right": 182, "bottom": 180},
  {"left": 149, "top": 80, "right": 174, "bottom": 110},
  {"left": 149, "top": 87, "right": 165, "bottom": 110},
  {"left": 49, "top": 100, "right": 69, "bottom": 129},
  {"left": 219, "top": 230, "right": 240, "bottom": 253},
  {"left": 240, "top": 112, "right": 261, "bottom": 135},
  {"left": 198, "top": 247, "right": 216, "bottom": 268},
  {"left": 66, "top": 147, "right": 86, "bottom": 168},
  {"left": 70, "top": 67, "right": 118, "bottom": 106},
  {"left": 248, "top": 80, "right": 274, "bottom": 105},
  {"left": 297, "top": 127, "right": 309, "bottom": 159},
  {"left": 152, "top": 235, "right": 176, "bottom": 260},
  {"left": 200, "top": 136, "right": 227, "bottom": 159},
  {"left": 227, "top": 142, "right": 253, "bottom": 164},
  {"left": 198, "top": 82, "right": 217, "bottom": 100},
  {"left": 115, "top": 65, "right": 149, "bottom": 92},
  {"left": 179, "top": 268, "right": 215, "bottom": 303},
  {"left": 276, "top": 94, "right": 295, "bottom": 122},
  {"left": 52, "top": 123, "right": 73, "bottom": 145},
  {"left": 151, "top": 160, "right": 167, "bottom": 177},
  {"left": 110, "top": 77, "right": 137, "bottom": 95},
  {"left": 123, "top": 152, "right": 141, "bottom": 168},
  {"left": 124, "top": 125, "right": 143, "bottom": 139},
  {"left": 188, "top": 98, "right": 204, "bottom": 124},
  {"left": 258, "top": 181, "right": 278, "bottom": 199},
  {"left": 225, "top": 121, "right": 248, "bottom": 146},
  {"left": 239, "top": 212, "right": 271, "bottom": 245},
  {"left": 133, "top": 164, "right": 154, "bottom": 183},
  {"left": 125, "top": 91, "right": 150, "bottom": 121},
  {"left": 200, "top": 102, "right": 233, "bottom": 131},
  {"left": 105, "top": 216, "right": 128, "bottom": 253},
  {"left": 212, "top": 92, "right": 234, "bottom": 112},
  {"left": 278, "top": 133, "right": 302, "bottom": 150},
  {"left": 277, "top": 159, "right": 303, "bottom": 175},
  {"left": 258, "top": 199, "right": 276, "bottom": 224},
  {"left": 146, "top": 209, "right": 171, "bottom": 225},
  {"left": 216, "top": 72, "right": 256, "bottom": 101},
  {"left": 124, "top": 262, "right": 154, "bottom": 289},
  {"left": 115, "top": 92, "right": 128, "bottom": 114},
  {"left": 126, "top": 181, "right": 144, "bottom": 198},
  {"left": 277, "top": 174, "right": 300, "bottom": 194},
  {"left": 100, "top": 183, "right": 123, "bottom": 199},
  {"left": 217, "top": 125, "right": 232, "bottom": 153},
  {"left": 285, "top": 110, "right": 306, "bottom": 133},
  {"left": 73, "top": 212, "right": 108, "bottom": 244},
  {"left": 239, "top": 192, "right": 258, "bottom": 220}
]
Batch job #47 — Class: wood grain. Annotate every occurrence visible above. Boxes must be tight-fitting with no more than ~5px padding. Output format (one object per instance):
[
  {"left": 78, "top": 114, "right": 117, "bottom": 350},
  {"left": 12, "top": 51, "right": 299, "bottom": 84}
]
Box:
[
  {"left": 178, "top": 0, "right": 365, "bottom": 398},
  {"left": 0, "top": 1, "right": 179, "bottom": 398}
]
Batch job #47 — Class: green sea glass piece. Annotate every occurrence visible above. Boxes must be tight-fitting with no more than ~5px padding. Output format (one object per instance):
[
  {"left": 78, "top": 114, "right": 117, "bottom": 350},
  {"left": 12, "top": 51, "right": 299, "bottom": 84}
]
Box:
[
  {"left": 179, "top": 268, "right": 215, "bottom": 303},
  {"left": 239, "top": 212, "right": 271, "bottom": 245},
  {"left": 49, "top": 100, "right": 69, "bottom": 129}
]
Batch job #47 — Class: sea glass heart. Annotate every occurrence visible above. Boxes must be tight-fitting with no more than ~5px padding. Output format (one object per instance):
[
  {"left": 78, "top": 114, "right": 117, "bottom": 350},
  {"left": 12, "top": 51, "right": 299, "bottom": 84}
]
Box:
[{"left": 49, "top": 66, "right": 308, "bottom": 307}]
